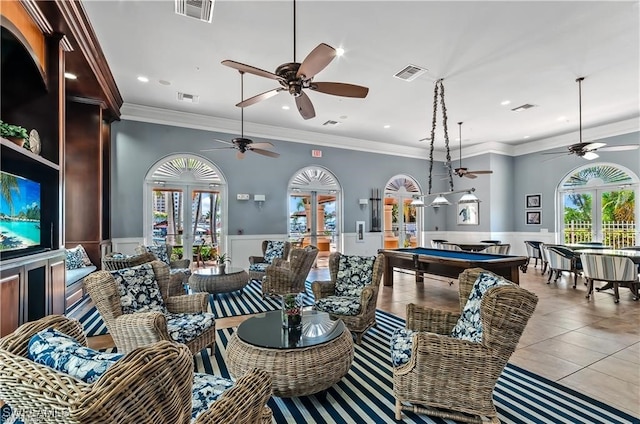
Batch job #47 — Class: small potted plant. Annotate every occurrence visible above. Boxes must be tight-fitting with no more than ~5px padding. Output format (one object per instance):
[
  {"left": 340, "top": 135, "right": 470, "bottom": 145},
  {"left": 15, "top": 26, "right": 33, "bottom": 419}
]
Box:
[
  {"left": 0, "top": 120, "right": 30, "bottom": 150},
  {"left": 217, "top": 252, "right": 230, "bottom": 273}
]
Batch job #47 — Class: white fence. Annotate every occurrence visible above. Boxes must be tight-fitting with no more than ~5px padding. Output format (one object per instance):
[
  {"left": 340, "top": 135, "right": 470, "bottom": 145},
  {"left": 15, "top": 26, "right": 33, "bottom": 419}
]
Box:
[{"left": 564, "top": 221, "right": 636, "bottom": 248}]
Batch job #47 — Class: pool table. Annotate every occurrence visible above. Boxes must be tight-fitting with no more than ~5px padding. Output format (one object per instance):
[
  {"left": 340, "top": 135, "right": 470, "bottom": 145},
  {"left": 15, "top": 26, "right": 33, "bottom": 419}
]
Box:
[{"left": 378, "top": 247, "right": 528, "bottom": 286}]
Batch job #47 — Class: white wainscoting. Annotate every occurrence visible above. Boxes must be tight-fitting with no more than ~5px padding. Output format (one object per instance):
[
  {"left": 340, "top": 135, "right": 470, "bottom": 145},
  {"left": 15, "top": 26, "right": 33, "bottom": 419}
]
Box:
[
  {"left": 227, "top": 234, "right": 288, "bottom": 269},
  {"left": 111, "top": 238, "right": 144, "bottom": 255}
]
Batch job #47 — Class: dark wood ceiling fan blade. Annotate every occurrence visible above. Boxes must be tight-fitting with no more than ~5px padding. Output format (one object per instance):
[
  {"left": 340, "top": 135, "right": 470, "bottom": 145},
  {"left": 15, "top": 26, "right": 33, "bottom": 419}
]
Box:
[
  {"left": 295, "top": 91, "right": 316, "bottom": 120},
  {"left": 598, "top": 145, "right": 639, "bottom": 152},
  {"left": 221, "top": 60, "right": 282, "bottom": 81},
  {"left": 297, "top": 43, "right": 335, "bottom": 79},
  {"left": 469, "top": 170, "right": 493, "bottom": 174},
  {"left": 236, "top": 88, "right": 284, "bottom": 108},
  {"left": 251, "top": 148, "right": 280, "bottom": 158},
  {"left": 310, "top": 82, "right": 369, "bottom": 98},
  {"left": 250, "top": 142, "right": 274, "bottom": 149}
]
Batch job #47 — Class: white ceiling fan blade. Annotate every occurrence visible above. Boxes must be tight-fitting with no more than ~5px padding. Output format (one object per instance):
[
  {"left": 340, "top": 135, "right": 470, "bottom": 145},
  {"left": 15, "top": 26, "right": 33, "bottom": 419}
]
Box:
[
  {"left": 249, "top": 142, "right": 274, "bottom": 149},
  {"left": 583, "top": 151, "right": 599, "bottom": 160},
  {"left": 583, "top": 142, "right": 607, "bottom": 151},
  {"left": 598, "top": 145, "right": 639, "bottom": 152}
]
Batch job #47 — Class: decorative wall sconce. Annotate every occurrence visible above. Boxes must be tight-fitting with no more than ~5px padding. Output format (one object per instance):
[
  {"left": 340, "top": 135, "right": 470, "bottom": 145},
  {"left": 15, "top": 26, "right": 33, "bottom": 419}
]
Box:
[{"left": 254, "top": 194, "right": 266, "bottom": 209}]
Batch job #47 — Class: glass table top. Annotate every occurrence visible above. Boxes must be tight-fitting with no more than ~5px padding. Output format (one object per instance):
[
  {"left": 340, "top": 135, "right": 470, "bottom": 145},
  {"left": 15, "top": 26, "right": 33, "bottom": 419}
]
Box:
[
  {"left": 236, "top": 310, "right": 344, "bottom": 349},
  {"left": 193, "top": 266, "right": 245, "bottom": 276}
]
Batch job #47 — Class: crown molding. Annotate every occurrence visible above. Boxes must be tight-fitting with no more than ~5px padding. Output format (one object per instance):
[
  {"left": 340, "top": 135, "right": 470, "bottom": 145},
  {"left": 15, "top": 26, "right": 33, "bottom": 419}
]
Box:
[
  {"left": 121, "top": 103, "right": 638, "bottom": 161},
  {"left": 120, "top": 103, "right": 447, "bottom": 161}
]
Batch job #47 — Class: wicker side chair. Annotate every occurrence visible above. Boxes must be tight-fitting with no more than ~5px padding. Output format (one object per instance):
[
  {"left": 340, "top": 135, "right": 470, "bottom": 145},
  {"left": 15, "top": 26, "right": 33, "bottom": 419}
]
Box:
[
  {"left": 261, "top": 245, "right": 319, "bottom": 298},
  {"left": 391, "top": 267, "right": 538, "bottom": 423},
  {"left": 248, "top": 240, "right": 292, "bottom": 281},
  {"left": 311, "top": 253, "right": 384, "bottom": 344},
  {"left": 83, "top": 260, "right": 216, "bottom": 355},
  {"left": 102, "top": 251, "right": 156, "bottom": 271},
  {"left": 0, "top": 315, "right": 194, "bottom": 424}
]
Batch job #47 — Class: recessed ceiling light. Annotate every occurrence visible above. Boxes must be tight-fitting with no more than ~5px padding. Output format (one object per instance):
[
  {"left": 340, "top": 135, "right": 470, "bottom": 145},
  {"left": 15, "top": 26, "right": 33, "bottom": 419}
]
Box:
[
  {"left": 282, "top": 105, "right": 290, "bottom": 110},
  {"left": 64, "top": 72, "right": 77, "bottom": 80},
  {"left": 557, "top": 116, "right": 566, "bottom": 121},
  {"left": 523, "top": 135, "right": 530, "bottom": 139},
  {"left": 137, "top": 76, "right": 149, "bottom": 83},
  {"left": 383, "top": 124, "right": 391, "bottom": 129},
  {"left": 501, "top": 100, "right": 511, "bottom": 106},
  {"left": 336, "top": 47, "right": 345, "bottom": 56}
]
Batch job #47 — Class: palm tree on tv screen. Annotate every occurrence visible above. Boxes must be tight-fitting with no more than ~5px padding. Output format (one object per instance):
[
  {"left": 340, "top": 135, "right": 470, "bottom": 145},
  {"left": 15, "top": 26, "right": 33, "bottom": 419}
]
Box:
[{"left": 0, "top": 173, "right": 20, "bottom": 216}]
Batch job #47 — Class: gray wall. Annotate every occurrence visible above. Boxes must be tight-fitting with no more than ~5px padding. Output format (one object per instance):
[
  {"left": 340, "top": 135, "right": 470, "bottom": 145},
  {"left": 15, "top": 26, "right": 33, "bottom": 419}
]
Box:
[
  {"left": 111, "top": 120, "right": 451, "bottom": 238},
  {"left": 513, "top": 131, "right": 640, "bottom": 232},
  {"left": 110, "top": 119, "right": 639, "bottom": 238}
]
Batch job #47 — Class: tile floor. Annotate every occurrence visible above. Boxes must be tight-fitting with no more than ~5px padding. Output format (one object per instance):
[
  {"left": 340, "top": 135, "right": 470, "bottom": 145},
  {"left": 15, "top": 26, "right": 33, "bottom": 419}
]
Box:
[{"left": 86, "top": 262, "right": 640, "bottom": 418}]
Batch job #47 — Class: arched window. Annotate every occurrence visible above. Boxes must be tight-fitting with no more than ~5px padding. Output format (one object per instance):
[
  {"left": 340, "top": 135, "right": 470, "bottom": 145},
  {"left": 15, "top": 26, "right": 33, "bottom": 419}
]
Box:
[
  {"left": 557, "top": 163, "right": 638, "bottom": 247},
  {"left": 384, "top": 175, "right": 423, "bottom": 249},
  {"left": 288, "top": 166, "right": 341, "bottom": 260},
  {"left": 144, "top": 154, "right": 227, "bottom": 260}
]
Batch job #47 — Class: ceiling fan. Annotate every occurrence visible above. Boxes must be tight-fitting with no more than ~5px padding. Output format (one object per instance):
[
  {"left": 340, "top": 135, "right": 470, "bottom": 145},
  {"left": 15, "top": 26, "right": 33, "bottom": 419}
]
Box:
[
  {"left": 220, "top": 0, "right": 369, "bottom": 120},
  {"left": 450, "top": 122, "right": 493, "bottom": 179},
  {"left": 201, "top": 71, "right": 279, "bottom": 159},
  {"left": 543, "top": 77, "right": 639, "bottom": 161}
]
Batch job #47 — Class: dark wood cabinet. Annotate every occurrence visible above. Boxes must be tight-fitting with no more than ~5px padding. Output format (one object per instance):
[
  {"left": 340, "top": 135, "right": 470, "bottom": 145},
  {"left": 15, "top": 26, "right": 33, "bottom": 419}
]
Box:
[{"left": 0, "top": 271, "right": 21, "bottom": 337}]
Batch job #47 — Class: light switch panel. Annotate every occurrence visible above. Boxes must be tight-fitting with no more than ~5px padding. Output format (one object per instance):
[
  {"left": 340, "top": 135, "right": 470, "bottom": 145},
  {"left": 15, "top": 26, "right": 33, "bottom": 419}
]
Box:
[{"left": 237, "top": 193, "right": 250, "bottom": 200}]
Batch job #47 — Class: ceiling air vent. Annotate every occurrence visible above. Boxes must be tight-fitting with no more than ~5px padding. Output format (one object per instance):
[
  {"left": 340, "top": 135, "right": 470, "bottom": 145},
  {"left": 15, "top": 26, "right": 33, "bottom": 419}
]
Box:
[
  {"left": 393, "top": 64, "right": 428, "bottom": 82},
  {"left": 177, "top": 92, "right": 199, "bottom": 103},
  {"left": 511, "top": 103, "right": 537, "bottom": 112},
  {"left": 323, "top": 120, "right": 341, "bottom": 126},
  {"left": 175, "top": 0, "right": 214, "bottom": 23}
]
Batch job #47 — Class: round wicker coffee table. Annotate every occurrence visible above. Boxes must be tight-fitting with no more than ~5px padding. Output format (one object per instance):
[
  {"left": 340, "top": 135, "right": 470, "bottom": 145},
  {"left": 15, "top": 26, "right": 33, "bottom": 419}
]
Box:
[
  {"left": 226, "top": 310, "right": 354, "bottom": 398},
  {"left": 188, "top": 266, "right": 249, "bottom": 295}
]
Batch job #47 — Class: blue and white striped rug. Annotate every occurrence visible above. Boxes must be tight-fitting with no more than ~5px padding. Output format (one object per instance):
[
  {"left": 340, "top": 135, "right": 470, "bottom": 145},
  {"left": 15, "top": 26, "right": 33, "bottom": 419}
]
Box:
[{"left": 198, "top": 310, "right": 638, "bottom": 424}]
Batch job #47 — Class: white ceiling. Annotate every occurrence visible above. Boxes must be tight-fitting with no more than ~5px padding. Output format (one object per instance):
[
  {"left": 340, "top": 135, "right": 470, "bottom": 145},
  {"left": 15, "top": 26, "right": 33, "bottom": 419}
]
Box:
[{"left": 80, "top": 0, "right": 640, "bottom": 158}]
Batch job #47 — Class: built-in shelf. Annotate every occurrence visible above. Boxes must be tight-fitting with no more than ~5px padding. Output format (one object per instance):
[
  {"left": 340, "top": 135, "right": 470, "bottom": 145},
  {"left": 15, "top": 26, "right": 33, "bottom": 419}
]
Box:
[{"left": 0, "top": 137, "right": 59, "bottom": 170}]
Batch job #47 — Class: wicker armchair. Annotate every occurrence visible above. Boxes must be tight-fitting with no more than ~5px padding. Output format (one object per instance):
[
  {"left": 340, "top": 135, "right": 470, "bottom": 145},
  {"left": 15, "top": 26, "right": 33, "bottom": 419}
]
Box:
[
  {"left": 0, "top": 315, "right": 273, "bottom": 424},
  {"left": 261, "top": 245, "right": 318, "bottom": 298},
  {"left": 311, "top": 253, "right": 384, "bottom": 344},
  {"left": 83, "top": 260, "right": 216, "bottom": 355},
  {"left": 248, "top": 240, "right": 292, "bottom": 281},
  {"left": 391, "top": 268, "right": 538, "bottom": 423},
  {"left": 102, "top": 251, "right": 156, "bottom": 271},
  {"left": 0, "top": 315, "right": 194, "bottom": 424}
]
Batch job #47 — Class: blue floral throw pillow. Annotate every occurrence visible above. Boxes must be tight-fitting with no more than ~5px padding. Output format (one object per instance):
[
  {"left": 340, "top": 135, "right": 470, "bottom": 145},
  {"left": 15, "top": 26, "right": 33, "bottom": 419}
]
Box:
[
  {"left": 27, "top": 328, "right": 123, "bottom": 383},
  {"left": 145, "top": 245, "right": 171, "bottom": 265},
  {"left": 264, "top": 241, "right": 285, "bottom": 264},
  {"left": 65, "top": 248, "right": 86, "bottom": 270},
  {"left": 450, "top": 272, "right": 511, "bottom": 343},
  {"left": 110, "top": 263, "right": 167, "bottom": 315},
  {"left": 335, "top": 255, "right": 376, "bottom": 297}
]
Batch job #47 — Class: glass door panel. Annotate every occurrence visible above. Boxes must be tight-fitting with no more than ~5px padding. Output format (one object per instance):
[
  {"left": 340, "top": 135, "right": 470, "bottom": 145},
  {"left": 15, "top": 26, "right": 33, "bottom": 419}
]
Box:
[
  {"left": 192, "top": 189, "right": 222, "bottom": 263},
  {"left": 601, "top": 189, "right": 635, "bottom": 248},
  {"left": 562, "top": 191, "right": 594, "bottom": 244},
  {"left": 288, "top": 191, "right": 338, "bottom": 260},
  {"left": 152, "top": 188, "right": 185, "bottom": 251}
]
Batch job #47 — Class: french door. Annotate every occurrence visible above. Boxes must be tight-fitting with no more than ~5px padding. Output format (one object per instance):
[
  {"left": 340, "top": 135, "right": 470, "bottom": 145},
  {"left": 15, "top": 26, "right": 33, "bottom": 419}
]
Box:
[
  {"left": 288, "top": 190, "right": 338, "bottom": 256},
  {"left": 561, "top": 187, "right": 636, "bottom": 248}
]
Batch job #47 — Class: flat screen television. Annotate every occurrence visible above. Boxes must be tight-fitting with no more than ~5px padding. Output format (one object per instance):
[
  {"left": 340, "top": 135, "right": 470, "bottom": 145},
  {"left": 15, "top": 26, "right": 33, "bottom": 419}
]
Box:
[{"left": 0, "top": 170, "right": 41, "bottom": 253}]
